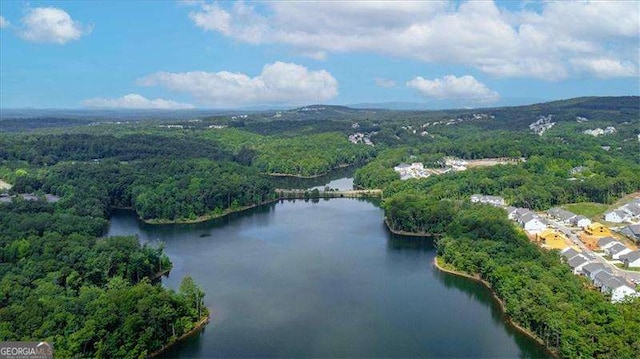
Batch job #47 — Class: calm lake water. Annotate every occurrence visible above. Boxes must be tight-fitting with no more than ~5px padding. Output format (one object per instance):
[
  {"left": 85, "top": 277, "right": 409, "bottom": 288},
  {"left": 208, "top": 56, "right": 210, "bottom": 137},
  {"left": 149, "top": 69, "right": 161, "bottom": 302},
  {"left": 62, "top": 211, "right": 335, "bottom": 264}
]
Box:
[
  {"left": 270, "top": 166, "right": 355, "bottom": 191},
  {"left": 108, "top": 199, "right": 550, "bottom": 358}
]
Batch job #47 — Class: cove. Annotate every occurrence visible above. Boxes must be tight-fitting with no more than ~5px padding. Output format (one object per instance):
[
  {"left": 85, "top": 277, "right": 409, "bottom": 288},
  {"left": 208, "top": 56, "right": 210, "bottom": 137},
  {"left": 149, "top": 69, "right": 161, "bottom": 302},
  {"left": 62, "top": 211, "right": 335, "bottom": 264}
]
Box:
[{"left": 107, "top": 199, "right": 550, "bottom": 358}]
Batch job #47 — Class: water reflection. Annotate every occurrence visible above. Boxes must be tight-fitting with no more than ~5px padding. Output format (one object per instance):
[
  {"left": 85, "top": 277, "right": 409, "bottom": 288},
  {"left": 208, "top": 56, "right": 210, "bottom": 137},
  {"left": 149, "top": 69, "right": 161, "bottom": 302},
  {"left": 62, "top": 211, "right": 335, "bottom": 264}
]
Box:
[
  {"left": 386, "top": 233, "right": 436, "bottom": 252},
  {"left": 270, "top": 165, "right": 356, "bottom": 190},
  {"left": 108, "top": 199, "right": 549, "bottom": 358}
]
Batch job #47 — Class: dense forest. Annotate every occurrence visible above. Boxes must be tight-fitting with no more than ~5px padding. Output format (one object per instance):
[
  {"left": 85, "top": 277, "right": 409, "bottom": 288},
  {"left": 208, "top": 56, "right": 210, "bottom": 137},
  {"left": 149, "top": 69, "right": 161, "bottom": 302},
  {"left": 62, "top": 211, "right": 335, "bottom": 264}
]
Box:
[
  {"left": 0, "top": 199, "right": 207, "bottom": 358},
  {"left": 0, "top": 96, "right": 638, "bottom": 358}
]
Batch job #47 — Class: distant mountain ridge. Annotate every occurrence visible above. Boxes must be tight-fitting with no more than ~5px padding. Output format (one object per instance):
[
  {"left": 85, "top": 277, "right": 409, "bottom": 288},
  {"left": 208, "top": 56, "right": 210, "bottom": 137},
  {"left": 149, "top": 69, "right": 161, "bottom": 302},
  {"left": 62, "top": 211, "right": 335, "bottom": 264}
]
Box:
[{"left": 1, "top": 96, "right": 637, "bottom": 132}]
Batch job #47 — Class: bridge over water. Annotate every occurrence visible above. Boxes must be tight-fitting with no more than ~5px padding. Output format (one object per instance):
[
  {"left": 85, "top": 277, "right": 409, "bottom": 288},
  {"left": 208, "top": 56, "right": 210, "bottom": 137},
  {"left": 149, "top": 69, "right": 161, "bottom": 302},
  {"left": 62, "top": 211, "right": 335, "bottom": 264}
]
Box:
[{"left": 275, "top": 188, "right": 383, "bottom": 199}]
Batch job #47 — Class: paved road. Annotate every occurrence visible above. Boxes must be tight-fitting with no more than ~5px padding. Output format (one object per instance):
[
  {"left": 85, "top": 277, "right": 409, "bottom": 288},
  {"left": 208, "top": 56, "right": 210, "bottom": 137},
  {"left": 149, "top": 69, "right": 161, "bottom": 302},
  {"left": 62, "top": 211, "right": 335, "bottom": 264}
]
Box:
[{"left": 546, "top": 218, "right": 640, "bottom": 284}]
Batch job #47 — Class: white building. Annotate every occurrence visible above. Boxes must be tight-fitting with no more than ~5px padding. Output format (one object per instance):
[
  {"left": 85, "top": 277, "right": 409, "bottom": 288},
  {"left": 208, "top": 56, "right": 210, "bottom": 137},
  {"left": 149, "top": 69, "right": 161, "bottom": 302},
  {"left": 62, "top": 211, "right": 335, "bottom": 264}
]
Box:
[
  {"left": 393, "top": 163, "right": 429, "bottom": 180},
  {"left": 620, "top": 251, "right": 640, "bottom": 268},
  {"left": 605, "top": 243, "right": 632, "bottom": 260},
  {"left": 470, "top": 194, "right": 506, "bottom": 207},
  {"left": 604, "top": 210, "right": 627, "bottom": 223},
  {"left": 519, "top": 213, "right": 548, "bottom": 234},
  {"left": 571, "top": 215, "right": 591, "bottom": 228},
  {"left": 600, "top": 274, "right": 638, "bottom": 303}
]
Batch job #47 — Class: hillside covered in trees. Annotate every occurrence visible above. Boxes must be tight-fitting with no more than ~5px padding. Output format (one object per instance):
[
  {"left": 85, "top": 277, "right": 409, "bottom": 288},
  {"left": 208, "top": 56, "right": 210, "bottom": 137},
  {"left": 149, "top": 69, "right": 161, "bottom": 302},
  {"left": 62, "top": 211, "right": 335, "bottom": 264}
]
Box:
[{"left": 0, "top": 96, "right": 638, "bottom": 358}]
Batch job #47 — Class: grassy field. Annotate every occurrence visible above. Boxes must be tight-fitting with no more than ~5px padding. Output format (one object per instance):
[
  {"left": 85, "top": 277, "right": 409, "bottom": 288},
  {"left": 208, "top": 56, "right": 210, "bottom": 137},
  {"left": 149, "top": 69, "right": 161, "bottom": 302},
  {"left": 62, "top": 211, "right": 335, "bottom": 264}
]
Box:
[{"left": 562, "top": 202, "right": 609, "bottom": 219}]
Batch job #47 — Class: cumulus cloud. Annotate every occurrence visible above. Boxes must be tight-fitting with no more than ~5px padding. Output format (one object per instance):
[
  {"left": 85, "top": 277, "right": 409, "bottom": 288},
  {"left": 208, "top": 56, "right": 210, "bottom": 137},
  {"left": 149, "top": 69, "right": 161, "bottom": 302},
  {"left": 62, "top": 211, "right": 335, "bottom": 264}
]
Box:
[
  {"left": 0, "top": 16, "right": 9, "bottom": 29},
  {"left": 187, "top": 1, "right": 639, "bottom": 80},
  {"left": 570, "top": 58, "right": 638, "bottom": 78},
  {"left": 19, "top": 7, "right": 90, "bottom": 44},
  {"left": 407, "top": 75, "right": 499, "bottom": 103},
  {"left": 375, "top": 78, "right": 396, "bottom": 88},
  {"left": 83, "top": 94, "right": 194, "bottom": 109},
  {"left": 138, "top": 61, "right": 338, "bottom": 107}
]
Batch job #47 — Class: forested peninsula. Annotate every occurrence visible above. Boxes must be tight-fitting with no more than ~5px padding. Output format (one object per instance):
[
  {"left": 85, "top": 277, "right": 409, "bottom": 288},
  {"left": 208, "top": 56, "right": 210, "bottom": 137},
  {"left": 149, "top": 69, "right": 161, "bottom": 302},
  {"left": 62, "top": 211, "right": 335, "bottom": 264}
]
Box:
[{"left": 1, "top": 96, "right": 639, "bottom": 357}]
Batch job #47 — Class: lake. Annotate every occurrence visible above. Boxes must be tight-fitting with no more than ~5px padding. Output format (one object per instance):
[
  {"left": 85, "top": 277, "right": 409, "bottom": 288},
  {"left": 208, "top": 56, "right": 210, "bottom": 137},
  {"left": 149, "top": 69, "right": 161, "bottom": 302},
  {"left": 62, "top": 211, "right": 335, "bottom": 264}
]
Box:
[{"left": 108, "top": 199, "right": 550, "bottom": 358}]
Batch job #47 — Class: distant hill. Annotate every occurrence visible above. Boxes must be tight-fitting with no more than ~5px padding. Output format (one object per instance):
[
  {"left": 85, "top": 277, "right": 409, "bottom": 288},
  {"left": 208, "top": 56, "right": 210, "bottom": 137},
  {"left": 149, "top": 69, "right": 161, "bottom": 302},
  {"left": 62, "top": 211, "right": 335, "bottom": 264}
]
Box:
[
  {"left": 1, "top": 96, "right": 637, "bottom": 132},
  {"left": 348, "top": 97, "right": 546, "bottom": 110}
]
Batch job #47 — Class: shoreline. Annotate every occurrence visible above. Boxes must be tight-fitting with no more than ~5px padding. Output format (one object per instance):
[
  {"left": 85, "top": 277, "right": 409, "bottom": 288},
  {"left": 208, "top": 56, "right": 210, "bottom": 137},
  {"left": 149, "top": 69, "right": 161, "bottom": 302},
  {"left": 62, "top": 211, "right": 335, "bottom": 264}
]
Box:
[
  {"left": 433, "top": 256, "right": 559, "bottom": 358},
  {"left": 384, "top": 218, "right": 436, "bottom": 237},
  {"left": 148, "top": 314, "right": 210, "bottom": 358},
  {"left": 141, "top": 198, "right": 279, "bottom": 225}
]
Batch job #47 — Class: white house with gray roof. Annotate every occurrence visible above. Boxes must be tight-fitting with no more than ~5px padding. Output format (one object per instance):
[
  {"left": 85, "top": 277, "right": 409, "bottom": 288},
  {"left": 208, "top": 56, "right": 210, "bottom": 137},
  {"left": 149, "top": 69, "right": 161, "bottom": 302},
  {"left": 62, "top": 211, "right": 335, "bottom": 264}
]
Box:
[
  {"left": 620, "top": 224, "right": 640, "bottom": 242},
  {"left": 518, "top": 213, "right": 548, "bottom": 234},
  {"left": 605, "top": 243, "right": 632, "bottom": 260},
  {"left": 623, "top": 202, "right": 640, "bottom": 218},
  {"left": 604, "top": 210, "right": 628, "bottom": 223},
  {"left": 597, "top": 237, "right": 618, "bottom": 250},
  {"left": 560, "top": 247, "right": 580, "bottom": 261},
  {"left": 570, "top": 215, "right": 591, "bottom": 228},
  {"left": 547, "top": 207, "right": 577, "bottom": 223},
  {"left": 582, "top": 262, "right": 610, "bottom": 281},
  {"left": 619, "top": 250, "right": 640, "bottom": 268},
  {"left": 600, "top": 275, "right": 638, "bottom": 303},
  {"left": 594, "top": 271, "right": 613, "bottom": 288},
  {"left": 567, "top": 255, "right": 590, "bottom": 275}
]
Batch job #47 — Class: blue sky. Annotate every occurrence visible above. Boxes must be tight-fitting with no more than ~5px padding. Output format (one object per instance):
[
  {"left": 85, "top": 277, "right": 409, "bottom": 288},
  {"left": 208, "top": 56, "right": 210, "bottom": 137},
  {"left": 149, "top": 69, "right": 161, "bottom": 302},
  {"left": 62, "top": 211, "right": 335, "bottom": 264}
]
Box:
[{"left": 0, "top": 1, "right": 638, "bottom": 109}]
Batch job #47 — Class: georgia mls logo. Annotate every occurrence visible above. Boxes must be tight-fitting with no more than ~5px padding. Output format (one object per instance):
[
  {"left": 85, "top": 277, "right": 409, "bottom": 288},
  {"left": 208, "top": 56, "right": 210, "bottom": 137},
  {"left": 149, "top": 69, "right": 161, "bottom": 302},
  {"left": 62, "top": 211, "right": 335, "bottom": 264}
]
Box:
[{"left": 0, "top": 341, "right": 53, "bottom": 359}]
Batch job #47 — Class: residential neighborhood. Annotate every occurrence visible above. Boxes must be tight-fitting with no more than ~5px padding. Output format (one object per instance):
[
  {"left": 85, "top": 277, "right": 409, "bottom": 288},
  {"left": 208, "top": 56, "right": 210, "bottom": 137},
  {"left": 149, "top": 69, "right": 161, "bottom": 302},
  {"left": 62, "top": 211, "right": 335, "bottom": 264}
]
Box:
[{"left": 472, "top": 194, "right": 640, "bottom": 303}]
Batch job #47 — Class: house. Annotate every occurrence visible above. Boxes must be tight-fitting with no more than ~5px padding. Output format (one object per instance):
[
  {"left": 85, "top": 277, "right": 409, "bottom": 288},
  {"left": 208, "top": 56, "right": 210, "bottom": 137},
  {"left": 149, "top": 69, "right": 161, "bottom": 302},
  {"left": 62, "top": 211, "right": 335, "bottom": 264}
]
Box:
[
  {"left": 512, "top": 208, "right": 533, "bottom": 222},
  {"left": 593, "top": 271, "right": 614, "bottom": 288},
  {"left": 604, "top": 210, "right": 628, "bottom": 223},
  {"left": 585, "top": 222, "right": 611, "bottom": 237},
  {"left": 597, "top": 237, "right": 618, "bottom": 250},
  {"left": 582, "top": 262, "right": 610, "bottom": 280},
  {"left": 519, "top": 213, "right": 548, "bottom": 234},
  {"left": 619, "top": 250, "right": 640, "bottom": 268},
  {"left": 622, "top": 202, "right": 640, "bottom": 218},
  {"left": 600, "top": 275, "right": 638, "bottom": 303},
  {"left": 470, "top": 194, "right": 506, "bottom": 207},
  {"left": 560, "top": 247, "right": 581, "bottom": 261},
  {"left": 506, "top": 206, "right": 518, "bottom": 220},
  {"left": 537, "top": 229, "right": 568, "bottom": 250},
  {"left": 547, "top": 208, "right": 577, "bottom": 223},
  {"left": 620, "top": 224, "right": 640, "bottom": 242},
  {"left": 605, "top": 243, "right": 632, "bottom": 260},
  {"left": 567, "top": 254, "right": 590, "bottom": 274},
  {"left": 571, "top": 215, "right": 591, "bottom": 228}
]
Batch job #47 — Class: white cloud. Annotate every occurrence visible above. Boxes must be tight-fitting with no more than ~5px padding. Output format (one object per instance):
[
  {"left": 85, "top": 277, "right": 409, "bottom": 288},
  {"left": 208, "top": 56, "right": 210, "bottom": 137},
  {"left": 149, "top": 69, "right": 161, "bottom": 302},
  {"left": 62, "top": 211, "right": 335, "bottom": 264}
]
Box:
[
  {"left": 0, "top": 16, "right": 9, "bottom": 29},
  {"left": 188, "top": 1, "right": 639, "bottom": 80},
  {"left": 375, "top": 78, "right": 396, "bottom": 88},
  {"left": 138, "top": 61, "right": 338, "bottom": 107},
  {"left": 83, "top": 94, "right": 194, "bottom": 109},
  {"left": 19, "top": 7, "right": 90, "bottom": 44},
  {"left": 570, "top": 58, "right": 639, "bottom": 78},
  {"left": 407, "top": 75, "right": 499, "bottom": 103}
]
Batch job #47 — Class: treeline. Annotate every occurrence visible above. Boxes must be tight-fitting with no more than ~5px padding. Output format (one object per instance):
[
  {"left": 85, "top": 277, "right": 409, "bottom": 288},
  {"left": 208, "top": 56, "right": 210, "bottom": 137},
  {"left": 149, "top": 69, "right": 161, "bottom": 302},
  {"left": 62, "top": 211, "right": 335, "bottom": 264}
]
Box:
[
  {"left": 0, "top": 200, "right": 207, "bottom": 358},
  {"left": 202, "top": 130, "right": 376, "bottom": 177},
  {"left": 0, "top": 133, "right": 231, "bottom": 165},
  {"left": 2, "top": 133, "right": 275, "bottom": 222},
  {"left": 434, "top": 205, "right": 639, "bottom": 358}
]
